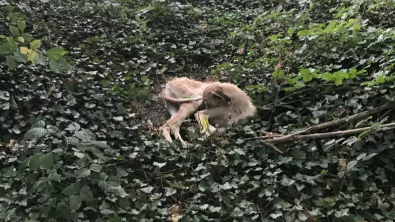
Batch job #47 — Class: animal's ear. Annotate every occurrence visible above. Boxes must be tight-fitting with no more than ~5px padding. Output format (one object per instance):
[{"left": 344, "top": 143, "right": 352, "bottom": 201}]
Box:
[{"left": 212, "top": 88, "right": 231, "bottom": 102}]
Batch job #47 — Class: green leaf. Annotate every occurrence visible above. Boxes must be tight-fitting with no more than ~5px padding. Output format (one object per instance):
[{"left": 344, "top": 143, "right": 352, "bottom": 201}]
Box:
[
  {"left": 220, "top": 194, "right": 231, "bottom": 206},
  {"left": 89, "top": 163, "right": 102, "bottom": 172},
  {"left": 40, "top": 153, "right": 54, "bottom": 169},
  {"left": 287, "top": 27, "right": 296, "bottom": 35},
  {"left": 66, "top": 122, "right": 81, "bottom": 131},
  {"left": 376, "top": 74, "right": 386, "bottom": 84},
  {"left": 76, "top": 168, "right": 91, "bottom": 178},
  {"left": 272, "top": 70, "right": 285, "bottom": 80},
  {"left": 29, "top": 154, "right": 44, "bottom": 171},
  {"left": 49, "top": 59, "right": 63, "bottom": 73},
  {"left": 346, "top": 160, "right": 358, "bottom": 171},
  {"left": 198, "top": 180, "right": 208, "bottom": 192},
  {"left": 35, "top": 52, "right": 48, "bottom": 66},
  {"left": 356, "top": 153, "right": 367, "bottom": 160},
  {"left": 90, "top": 141, "right": 112, "bottom": 149},
  {"left": 69, "top": 195, "right": 82, "bottom": 211},
  {"left": 114, "top": 187, "right": 129, "bottom": 198},
  {"left": 80, "top": 186, "right": 94, "bottom": 202},
  {"left": 22, "top": 33, "right": 33, "bottom": 42},
  {"left": 140, "top": 186, "right": 154, "bottom": 193},
  {"left": 302, "top": 74, "right": 313, "bottom": 82},
  {"left": 56, "top": 202, "right": 71, "bottom": 217},
  {"left": 46, "top": 47, "right": 68, "bottom": 61},
  {"left": 297, "top": 29, "right": 310, "bottom": 36},
  {"left": 362, "top": 153, "right": 377, "bottom": 161},
  {"left": 59, "top": 57, "right": 70, "bottom": 72},
  {"left": 13, "top": 51, "right": 27, "bottom": 63},
  {"left": 17, "top": 21, "right": 26, "bottom": 32},
  {"left": 75, "top": 129, "right": 96, "bottom": 140},
  {"left": 5, "top": 56, "right": 16, "bottom": 69},
  {"left": 32, "top": 120, "right": 46, "bottom": 128},
  {"left": 30, "top": 40, "right": 41, "bottom": 50},
  {"left": 9, "top": 25, "right": 20, "bottom": 36},
  {"left": 24, "top": 127, "right": 48, "bottom": 140},
  {"left": 165, "top": 187, "right": 177, "bottom": 197},
  {"left": 62, "top": 183, "right": 80, "bottom": 196},
  {"left": 0, "top": 46, "right": 12, "bottom": 55},
  {"left": 334, "top": 78, "right": 343, "bottom": 86},
  {"left": 17, "top": 36, "right": 24, "bottom": 43},
  {"left": 78, "top": 0, "right": 86, "bottom": 8},
  {"left": 280, "top": 176, "right": 295, "bottom": 186},
  {"left": 299, "top": 68, "right": 311, "bottom": 76}
]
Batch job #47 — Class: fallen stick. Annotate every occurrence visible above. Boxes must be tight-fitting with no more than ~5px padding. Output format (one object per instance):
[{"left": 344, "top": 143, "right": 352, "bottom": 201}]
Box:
[
  {"left": 295, "top": 102, "right": 395, "bottom": 135},
  {"left": 265, "top": 122, "right": 395, "bottom": 143},
  {"left": 249, "top": 102, "right": 395, "bottom": 142}
]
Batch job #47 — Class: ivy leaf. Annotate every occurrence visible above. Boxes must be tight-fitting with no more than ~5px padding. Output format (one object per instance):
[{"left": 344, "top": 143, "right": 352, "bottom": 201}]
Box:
[
  {"left": 140, "top": 186, "right": 154, "bottom": 193},
  {"left": 46, "top": 47, "right": 68, "bottom": 61},
  {"left": 62, "top": 183, "right": 80, "bottom": 196},
  {"left": 346, "top": 160, "right": 358, "bottom": 171},
  {"left": 17, "top": 36, "right": 24, "bottom": 43},
  {"left": 40, "top": 153, "right": 54, "bottom": 169},
  {"left": 35, "top": 52, "right": 48, "bottom": 66},
  {"left": 76, "top": 168, "right": 91, "bottom": 178},
  {"left": 220, "top": 194, "right": 232, "bottom": 206},
  {"left": 9, "top": 25, "right": 20, "bottom": 36},
  {"left": 90, "top": 141, "right": 112, "bottom": 149},
  {"left": 114, "top": 187, "right": 129, "bottom": 198},
  {"left": 165, "top": 187, "right": 177, "bottom": 196},
  {"left": 27, "top": 49, "right": 37, "bottom": 64},
  {"left": 13, "top": 51, "right": 27, "bottom": 63},
  {"left": 89, "top": 163, "right": 102, "bottom": 172},
  {"left": 5, "top": 56, "right": 16, "bottom": 69},
  {"left": 49, "top": 59, "right": 63, "bottom": 73},
  {"left": 32, "top": 120, "right": 46, "bottom": 128},
  {"left": 66, "top": 122, "right": 81, "bottom": 131},
  {"left": 22, "top": 33, "right": 33, "bottom": 42},
  {"left": 272, "top": 70, "right": 285, "bottom": 80},
  {"left": 69, "top": 195, "right": 82, "bottom": 211},
  {"left": 30, "top": 40, "right": 41, "bottom": 50},
  {"left": 0, "top": 45, "right": 12, "bottom": 54},
  {"left": 17, "top": 21, "right": 26, "bottom": 32},
  {"left": 29, "top": 154, "right": 44, "bottom": 171},
  {"left": 24, "top": 127, "right": 48, "bottom": 140},
  {"left": 362, "top": 153, "right": 378, "bottom": 161},
  {"left": 80, "top": 186, "right": 94, "bottom": 202}
]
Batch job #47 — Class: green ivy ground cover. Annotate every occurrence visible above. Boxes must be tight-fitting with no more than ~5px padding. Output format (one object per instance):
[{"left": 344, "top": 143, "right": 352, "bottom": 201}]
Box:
[{"left": 1, "top": 0, "right": 395, "bottom": 221}]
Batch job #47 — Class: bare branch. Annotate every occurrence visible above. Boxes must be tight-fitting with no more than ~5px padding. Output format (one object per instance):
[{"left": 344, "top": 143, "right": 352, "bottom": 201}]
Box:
[
  {"left": 254, "top": 102, "right": 395, "bottom": 142},
  {"left": 265, "top": 122, "right": 395, "bottom": 143},
  {"left": 262, "top": 141, "right": 283, "bottom": 153}
]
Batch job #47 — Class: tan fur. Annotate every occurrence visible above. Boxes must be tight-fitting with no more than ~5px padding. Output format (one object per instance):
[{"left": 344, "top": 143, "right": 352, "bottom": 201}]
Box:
[
  {"left": 159, "top": 77, "right": 212, "bottom": 147},
  {"left": 194, "top": 82, "right": 257, "bottom": 128},
  {"left": 160, "top": 90, "right": 202, "bottom": 103},
  {"left": 160, "top": 77, "right": 257, "bottom": 147}
]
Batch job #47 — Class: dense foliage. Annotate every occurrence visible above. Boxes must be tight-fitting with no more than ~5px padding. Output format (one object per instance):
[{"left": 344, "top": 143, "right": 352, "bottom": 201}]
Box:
[{"left": 2, "top": 0, "right": 395, "bottom": 221}]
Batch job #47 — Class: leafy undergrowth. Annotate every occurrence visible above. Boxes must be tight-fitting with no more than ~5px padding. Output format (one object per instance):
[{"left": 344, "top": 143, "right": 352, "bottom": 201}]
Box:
[{"left": 2, "top": 0, "right": 395, "bottom": 221}]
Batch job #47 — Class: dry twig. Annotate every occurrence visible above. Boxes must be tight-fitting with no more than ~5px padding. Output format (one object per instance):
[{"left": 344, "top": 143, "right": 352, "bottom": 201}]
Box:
[{"left": 248, "top": 102, "right": 395, "bottom": 151}]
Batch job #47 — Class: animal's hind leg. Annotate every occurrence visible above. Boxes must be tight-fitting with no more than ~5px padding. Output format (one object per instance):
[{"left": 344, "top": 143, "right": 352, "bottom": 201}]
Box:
[
  {"left": 160, "top": 125, "right": 173, "bottom": 142},
  {"left": 166, "top": 103, "right": 199, "bottom": 147},
  {"left": 160, "top": 102, "right": 179, "bottom": 143}
]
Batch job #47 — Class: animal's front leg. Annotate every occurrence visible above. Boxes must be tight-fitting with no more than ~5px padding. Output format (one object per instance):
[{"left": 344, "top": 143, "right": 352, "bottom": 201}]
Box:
[
  {"left": 159, "top": 125, "right": 173, "bottom": 142},
  {"left": 166, "top": 103, "right": 198, "bottom": 147}
]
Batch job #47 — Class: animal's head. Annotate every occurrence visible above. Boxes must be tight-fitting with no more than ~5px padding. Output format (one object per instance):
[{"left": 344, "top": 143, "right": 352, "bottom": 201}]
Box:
[{"left": 203, "top": 83, "right": 231, "bottom": 107}]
